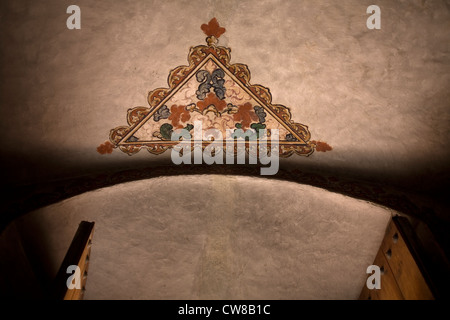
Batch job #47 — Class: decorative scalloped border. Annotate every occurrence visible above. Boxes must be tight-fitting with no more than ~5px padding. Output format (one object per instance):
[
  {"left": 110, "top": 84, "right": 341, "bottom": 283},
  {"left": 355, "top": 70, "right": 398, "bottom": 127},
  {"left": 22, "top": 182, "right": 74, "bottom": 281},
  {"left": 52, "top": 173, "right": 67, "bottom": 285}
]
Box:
[{"left": 109, "top": 43, "right": 316, "bottom": 157}]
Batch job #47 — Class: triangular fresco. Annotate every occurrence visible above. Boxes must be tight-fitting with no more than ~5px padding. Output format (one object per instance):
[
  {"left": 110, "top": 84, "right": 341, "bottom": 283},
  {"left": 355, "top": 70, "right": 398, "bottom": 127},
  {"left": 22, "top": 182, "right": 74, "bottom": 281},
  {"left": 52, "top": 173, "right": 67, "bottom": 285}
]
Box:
[{"left": 108, "top": 18, "right": 317, "bottom": 157}]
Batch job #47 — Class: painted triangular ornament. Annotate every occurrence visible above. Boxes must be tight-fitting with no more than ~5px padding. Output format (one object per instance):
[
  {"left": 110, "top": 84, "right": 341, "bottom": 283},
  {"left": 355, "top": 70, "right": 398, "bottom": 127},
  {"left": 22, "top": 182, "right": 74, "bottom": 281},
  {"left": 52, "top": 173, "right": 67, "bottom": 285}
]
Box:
[{"left": 108, "top": 18, "right": 320, "bottom": 157}]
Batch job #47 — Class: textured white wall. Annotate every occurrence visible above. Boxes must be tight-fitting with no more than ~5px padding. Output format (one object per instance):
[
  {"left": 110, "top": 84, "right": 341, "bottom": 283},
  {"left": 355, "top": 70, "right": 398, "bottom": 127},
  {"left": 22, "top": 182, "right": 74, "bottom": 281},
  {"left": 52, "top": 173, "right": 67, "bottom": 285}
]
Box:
[
  {"left": 0, "top": 0, "right": 448, "bottom": 300},
  {"left": 0, "top": 0, "right": 449, "bottom": 195},
  {"left": 16, "top": 175, "right": 392, "bottom": 299}
]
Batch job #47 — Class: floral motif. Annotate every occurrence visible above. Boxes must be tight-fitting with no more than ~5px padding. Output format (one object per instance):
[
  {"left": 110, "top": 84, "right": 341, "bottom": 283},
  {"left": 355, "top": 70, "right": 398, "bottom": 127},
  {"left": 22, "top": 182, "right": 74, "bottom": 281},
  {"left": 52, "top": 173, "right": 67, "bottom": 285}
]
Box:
[
  {"left": 97, "top": 141, "right": 114, "bottom": 154},
  {"left": 197, "top": 92, "right": 227, "bottom": 113},
  {"left": 286, "top": 134, "right": 297, "bottom": 142},
  {"left": 311, "top": 141, "right": 333, "bottom": 152},
  {"left": 201, "top": 18, "right": 226, "bottom": 39},
  {"left": 153, "top": 105, "right": 170, "bottom": 121},
  {"left": 160, "top": 123, "right": 174, "bottom": 140},
  {"left": 108, "top": 20, "right": 316, "bottom": 157},
  {"left": 233, "top": 102, "right": 259, "bottom": 129},
  {"left": 168, "top": 105, "right": 190, "bottom": 129},
  {"left": 195, "top": 69, "right": 226, "bottom": 100},
  {"left": 254, "top": 106, "right": 266, "bottom": 123}
]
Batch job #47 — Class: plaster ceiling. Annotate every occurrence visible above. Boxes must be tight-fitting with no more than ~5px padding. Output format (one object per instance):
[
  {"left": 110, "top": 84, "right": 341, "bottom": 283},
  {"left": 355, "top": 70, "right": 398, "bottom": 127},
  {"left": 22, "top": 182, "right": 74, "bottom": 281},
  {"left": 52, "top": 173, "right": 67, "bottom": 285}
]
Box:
[
  {"left": 0, "top": 0, "right": 449, "bottom": 193},
  {"left": 0, "top": 0, "right": 449, "bottom": 299},
  {"left": 15, "top": 175, "right": 392, "bottom": 299}
]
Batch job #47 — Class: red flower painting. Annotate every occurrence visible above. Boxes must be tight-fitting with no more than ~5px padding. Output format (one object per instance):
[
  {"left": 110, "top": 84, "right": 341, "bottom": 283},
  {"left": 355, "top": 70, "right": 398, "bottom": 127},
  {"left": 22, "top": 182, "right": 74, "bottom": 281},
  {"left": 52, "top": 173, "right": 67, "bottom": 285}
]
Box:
[
  {"left": 196, "top": 92, "right": 227, "bottom": 113},
  {"left": 168, "top": 105, "right": 191, "bottom": 129},
  {"left": 311, "top": 140, "right": 333, "bottom": 152},
  {"left": 233, "top": 102, "right": 259, "bottom": 129},
  {"left": 97, "top": 141, "right": 114, "bottom": 154},
  {"left": 201, "top": 18, "right": 226, "bottom": 39}
]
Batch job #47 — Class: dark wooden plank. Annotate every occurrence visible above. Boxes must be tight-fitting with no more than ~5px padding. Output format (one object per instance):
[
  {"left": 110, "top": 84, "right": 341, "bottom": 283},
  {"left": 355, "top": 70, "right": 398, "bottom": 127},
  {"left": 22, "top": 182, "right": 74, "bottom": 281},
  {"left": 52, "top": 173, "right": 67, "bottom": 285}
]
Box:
[
  {"left": 359, "top": 248, "right": 404, "bottom": 300},
  {"left": 393, "top": 216, "right": 450, "bottom": 300},
  {"left": 51, "top": 221, "right": 94, "bottom": 300},
  {"left": 381, "top": 218, "right": 433, "bottom": 300}
]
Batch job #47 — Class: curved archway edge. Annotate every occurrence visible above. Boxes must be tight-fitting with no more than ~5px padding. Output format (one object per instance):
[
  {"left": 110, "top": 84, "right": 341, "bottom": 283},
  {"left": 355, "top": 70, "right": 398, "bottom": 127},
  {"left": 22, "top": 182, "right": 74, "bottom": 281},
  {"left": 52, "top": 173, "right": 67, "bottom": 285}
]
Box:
[{"left": 1, "top": 164, "right": 431, "bottom": 231}]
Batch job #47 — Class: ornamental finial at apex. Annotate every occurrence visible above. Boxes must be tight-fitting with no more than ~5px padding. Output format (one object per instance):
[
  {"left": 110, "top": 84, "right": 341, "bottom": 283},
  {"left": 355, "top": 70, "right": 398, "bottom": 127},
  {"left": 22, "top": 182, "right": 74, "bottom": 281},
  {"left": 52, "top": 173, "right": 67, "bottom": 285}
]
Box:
[{"left": 201, "top": 18, "right": 225, "bottom": 46}]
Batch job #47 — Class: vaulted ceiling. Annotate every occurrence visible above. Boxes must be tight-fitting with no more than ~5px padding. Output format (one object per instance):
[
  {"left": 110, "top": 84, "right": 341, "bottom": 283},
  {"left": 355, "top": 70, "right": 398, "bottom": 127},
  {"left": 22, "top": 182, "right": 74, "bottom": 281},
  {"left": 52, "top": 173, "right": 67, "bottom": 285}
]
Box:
[{"left": 0, "top": 0, "right": 449, "bottom": 275}]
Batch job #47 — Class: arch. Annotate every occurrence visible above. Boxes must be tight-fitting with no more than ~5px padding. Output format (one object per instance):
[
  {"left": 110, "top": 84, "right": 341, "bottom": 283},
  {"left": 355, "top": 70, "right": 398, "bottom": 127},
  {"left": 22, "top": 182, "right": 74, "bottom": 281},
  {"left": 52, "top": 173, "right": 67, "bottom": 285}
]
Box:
[
  {"left": 12, "top": 174, "right": 394, "bottom": 299},
  {"left": 1, "top": 164, "right": 427, "bottom": 232}
]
